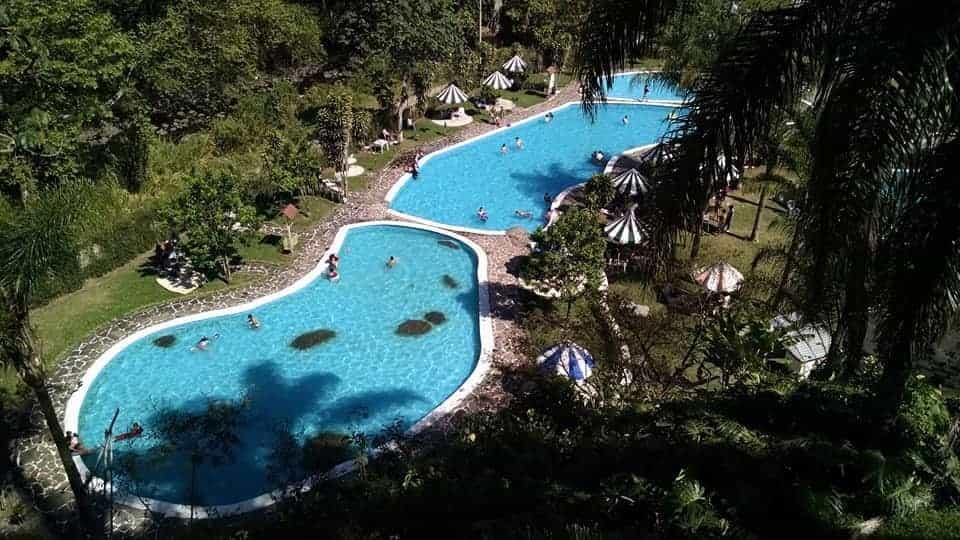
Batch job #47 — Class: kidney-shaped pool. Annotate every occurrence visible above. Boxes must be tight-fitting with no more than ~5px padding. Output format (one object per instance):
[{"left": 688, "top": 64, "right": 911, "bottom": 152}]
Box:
[{"left": 67, "top": 223, "right": 489, "bottom": 511}]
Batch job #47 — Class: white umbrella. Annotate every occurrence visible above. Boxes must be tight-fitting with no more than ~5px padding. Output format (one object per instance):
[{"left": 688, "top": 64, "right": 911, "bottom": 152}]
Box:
[
  {"left": 693, "top": 262, "right": 744, "bottom": 293},
  {"left": 502, "top": 54, "right": 527, "bottom": 74},
  {"left": 611, "top": 168, "right": 650, "bottom": 197},
  {"left": 483, "top": 71, "right": 513, "bottom": 90},
  {"left": 536, "top": 342, "right": 595, "bottom": 381},
  {"left": 604, "top": 205, "right": 645, "bottom": 245},
  {"left": 435, "top": 83, "right": 469, "bottom": 105}
]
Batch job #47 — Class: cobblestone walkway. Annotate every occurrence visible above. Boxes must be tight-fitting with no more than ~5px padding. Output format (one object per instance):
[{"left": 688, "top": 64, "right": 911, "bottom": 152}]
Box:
[{"left": 11, "top": 84, "right": 582, "bottom": 533}]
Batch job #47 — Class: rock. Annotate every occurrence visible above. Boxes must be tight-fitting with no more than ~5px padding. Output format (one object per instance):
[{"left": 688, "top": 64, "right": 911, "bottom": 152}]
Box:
[
  {"left": 290, "top": 329, "right": 337, "bottom": 350},
  {"left": 424, "top": 311, "right": 447, "bottom": 325},
  {"left": 152, "top": 335, "right": 177, "bottom": 348},
  {"left": 396, "top": 320, "right": 431, "bottom": 336}
]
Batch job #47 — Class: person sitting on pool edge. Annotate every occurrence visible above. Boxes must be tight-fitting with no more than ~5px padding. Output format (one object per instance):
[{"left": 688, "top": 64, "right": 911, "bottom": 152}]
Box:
[
  {"left": 387, "top": 256, "right": 397, "bottom": 268},
  {"left": 477, "top": 207, "right": 489, "bottom": 222},
  {"left": 247, "top": 314, "right": 260, "bottom": 329},
  {"left": 326, "top": 253, "right": 339, "bottom": 271},
  {"left": 67, "top": 431, "right": 93, "bottom": 455}
]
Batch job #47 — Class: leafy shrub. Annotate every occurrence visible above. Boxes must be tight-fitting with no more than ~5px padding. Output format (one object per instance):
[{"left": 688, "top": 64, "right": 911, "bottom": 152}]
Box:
[
  {"left": 211, "top": 116, "right": 251, "bottom": 154},
  {"left": 523, "top": 78, "right": 548, "bottom": 94}
]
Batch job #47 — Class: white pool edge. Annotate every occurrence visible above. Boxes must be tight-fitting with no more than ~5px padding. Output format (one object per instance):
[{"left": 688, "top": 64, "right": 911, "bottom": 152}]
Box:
[
  {"left": 64, "top": 220, "right": 495, "bottom": 519},
  {"left": 384, "top": 90, "right": 682, "bottom": 235}
]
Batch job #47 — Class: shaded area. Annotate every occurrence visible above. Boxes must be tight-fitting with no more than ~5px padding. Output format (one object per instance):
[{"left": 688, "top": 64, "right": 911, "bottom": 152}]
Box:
[
  {"left": 424, "top": 311, "right": 446, "bottom": 325},
  {"left": 437, "top": 240, "right": 461, "bottom": 250},
  {"left": 396, "top": 320, "right": 431, "bottom": 336},
  {"left": 290, "top": 329, "right": 336, "bottom": 350},
  {"left": 152, "top": 335, "right": 176, "bottom": 348},
  {"left": 97, "top": 360, "right": 429, "bottom": 506}
]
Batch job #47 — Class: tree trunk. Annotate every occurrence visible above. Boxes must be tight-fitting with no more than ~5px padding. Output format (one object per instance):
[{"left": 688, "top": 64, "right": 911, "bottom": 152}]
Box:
[
  {"left": 690, "top": 222, "right": 702, "bottom": 259},
  {"left": 770, "top": 229, "right": 800, "bottom": 308},
  {"left": 750, "top": 184, "right": 767, "bottom": 242},
  {"left": 14, "top": 318, "right": 99, "bottom": 536},
  {"left": 879, "top": 328, "right": 914, "bottom": 418},
  {"left": 221, "top": 256, "right": 232, "bottom": 283},
  {"left": 842, "top": 263, "right": 869, "bottom": 378}
]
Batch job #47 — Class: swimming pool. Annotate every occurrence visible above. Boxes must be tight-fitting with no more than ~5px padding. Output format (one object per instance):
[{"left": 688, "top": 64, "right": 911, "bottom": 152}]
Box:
[
  {"left": 67, "top": 223, "right": 490, "bottom": 511},
  {"left": 605, "top": 71, "right": 686, "bottom": 101},
  {"left": 387, "top": 101, "right": 678, "bottom": 233}
]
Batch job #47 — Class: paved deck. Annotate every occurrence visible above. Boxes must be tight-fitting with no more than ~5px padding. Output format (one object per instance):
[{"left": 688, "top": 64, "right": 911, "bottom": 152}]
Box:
[{"left": 12, "top": 83, "right": 582, "bottom": 534}]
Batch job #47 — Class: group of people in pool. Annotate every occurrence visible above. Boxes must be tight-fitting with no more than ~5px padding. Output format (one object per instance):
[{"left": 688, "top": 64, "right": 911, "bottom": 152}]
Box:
[
  {"left": 499, "top": 136, "right": 525, "bottom": 154},
  {"left": 191, "top": 312, "right": 261, "bottom": 351},
  {"left": 324, "top": 251, "right": 397, "bottom": 280},
  {"left": 477, "top": 193, "right": 553, "bottom": 223},
  {"left": 67, "top": 422, "right": 144, "bottom": 456}
]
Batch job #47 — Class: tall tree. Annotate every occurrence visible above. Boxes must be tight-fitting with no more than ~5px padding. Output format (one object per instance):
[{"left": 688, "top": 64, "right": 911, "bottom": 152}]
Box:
[
  {"left": 0, "top": 183, "right": 103, "bottom": 535},
  {"left": 523, "top": 208, "right": 607, "bottom": 318},
  {"left": 574, "top": 0, "right": 960, "bottom": 410},
  {"left": 160, "top": 171, "right": 259, "bottom": 283}
]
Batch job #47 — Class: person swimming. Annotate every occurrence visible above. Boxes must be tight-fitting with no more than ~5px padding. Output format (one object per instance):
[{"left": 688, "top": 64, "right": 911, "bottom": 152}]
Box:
[
  {"left": 387, "top": 256, "right": 397, "bottom": 268},
  {"left": 544, "top": 192, "right": 552, "bottom": 205},
  {"left": 500, "top": 144, "right": 508, "bottom": 154},
  {"left": 114, "top": 422, "right": 144, "bottom": 442},
  {"left": 515, "top": 137, "right": 524, "bottom": 150},
  {"left": 196, "top": 336, "right": 211, "bottom": 350},
  {"left": 514, "top": 210, "right": 532, "bottom": 219},
  {"left": 593, "top": 150, "right": 606, "bottom": 162},
  {"left": 477, "top": 207, "right": 489, "bottom": 222},
  {"left": 544, "top": 112, "right": 554, "bottom": 123},
  {"left": 247, "top": 314, "right": 260, "bottom": 329},
  {"left": 622, "top": 115, "right": 629, "bottom": 125}
]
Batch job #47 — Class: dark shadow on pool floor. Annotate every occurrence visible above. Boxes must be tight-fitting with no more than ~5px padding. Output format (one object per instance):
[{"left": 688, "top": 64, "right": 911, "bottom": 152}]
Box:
[{"left": 99, "top": 360, "right": 429, "bottom": 507}]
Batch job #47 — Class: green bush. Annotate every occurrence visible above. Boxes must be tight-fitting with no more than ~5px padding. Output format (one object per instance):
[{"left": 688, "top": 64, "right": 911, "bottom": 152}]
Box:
[
  {"left": 523, "top": 78, "right": 548, "bottom": 94},
  {"left": 211, "top": 116, "right": 251, "bottom": 154},
  {"left": 878, "top": 507, "right": 960, "bottom": 539}
]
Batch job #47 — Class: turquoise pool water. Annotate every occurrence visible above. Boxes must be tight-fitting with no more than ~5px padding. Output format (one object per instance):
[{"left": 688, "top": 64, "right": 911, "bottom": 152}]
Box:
[
  {"left": 76, "top": 225, "right": 481, "bottom": 506},
  {"left": 606, "top": 72, "right": 686, "bottom": 101},
  {"left": 389, "top": 101, "right": 677, "bottom": 232}
]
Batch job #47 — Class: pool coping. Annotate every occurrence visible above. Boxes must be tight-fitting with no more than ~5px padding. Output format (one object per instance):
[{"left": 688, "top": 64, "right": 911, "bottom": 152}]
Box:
[
  {"left": 63, "top": 220, "right": 494, "bottom": 519},
  {"left": 384, "top": 90, "right": 682, "bottom": 236}
]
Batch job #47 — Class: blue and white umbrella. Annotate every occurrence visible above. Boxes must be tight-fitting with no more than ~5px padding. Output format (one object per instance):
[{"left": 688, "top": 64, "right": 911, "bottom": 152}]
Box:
[
  {"left": 536, "top": 342, "right": 596, "bottom": 381},
  {"left": 502, "top": 54, "right": 527, "bottom": 74},
  {"left": 483, "top": 70, "right": 513, "bottom": 90},
  {"left": 435, "top": 83, "right": 469, "bottom": 105}
]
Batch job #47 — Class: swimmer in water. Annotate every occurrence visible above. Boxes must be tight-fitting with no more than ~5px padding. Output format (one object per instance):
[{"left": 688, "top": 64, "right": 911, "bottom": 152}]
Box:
[
  {"left": 514, "top": 210, "right": 532, "bottom": 219},
  {"left": 622, "top": 115, "right": 629, "bottom": 125},
  {"left": 477, "top": 207, "right": 489, "bottom": 222},
  {"left": 247, "top": 314, "right": 260, "bottom": 329},
  {"left": 387, "top": 256, "right": 397, "bottom": 268},
  {"left": 500, "top": 144, "right": 508, "bottom": 154},
  {"left": 515, "top": 137, "right": 524, "bottom": 150}
]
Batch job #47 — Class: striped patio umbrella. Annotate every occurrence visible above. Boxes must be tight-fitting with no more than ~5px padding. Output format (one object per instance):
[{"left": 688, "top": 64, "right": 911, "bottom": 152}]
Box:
[
  {"left": 483, "top": 70, "right": 513, "bottom": 90},
  {"left": 502, "top": 54, "right": 527, "bottom": 74},
  {"left": 612, "top": 168, "right": 650, "bottom": 197},
  {"left": 536, "top": 342, "right": 595, "bottom": 381},
  {"left": 693, "top": 262, "right": 744, "bottom": 293},
  {"left": 604, "top": 205, "right": 645, "bottom": 245},
  {"left": 435, "top": 83, "right": 469, "bottom": 105}
]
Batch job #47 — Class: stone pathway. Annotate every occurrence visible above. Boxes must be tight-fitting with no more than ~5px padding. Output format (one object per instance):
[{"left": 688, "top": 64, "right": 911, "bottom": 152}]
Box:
[{"left": 11, "top": 84, "right": 582, "bottom": 533}]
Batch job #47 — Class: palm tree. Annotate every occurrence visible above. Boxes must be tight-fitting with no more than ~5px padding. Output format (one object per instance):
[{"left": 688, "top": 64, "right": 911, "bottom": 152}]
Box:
[
  {"left": 573, "top": 0, "right": 960, "bottom": 409},
  {"left": 0, "top": 183, "right": 101, "bottom": 534}
]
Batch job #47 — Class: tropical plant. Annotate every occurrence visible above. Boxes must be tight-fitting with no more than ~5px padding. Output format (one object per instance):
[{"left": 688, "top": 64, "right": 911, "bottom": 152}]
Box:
[
  {"left": 0, "top": 182, "right": 104, "bottom": 534},
  {"left": 160, "top": 171, "right": 259, "bottom": 282},
  {"left": 306, "top": 87, "right": 355, "bottom": 195},
  {"left": 574, "top": 0, "right": 960, "bottom": 411},
  {"left": 524, "top": 208, "right": 606, "bottom": 318},
  {"left": 583, "top": 173, "right": 615, "bottom": 210}
]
